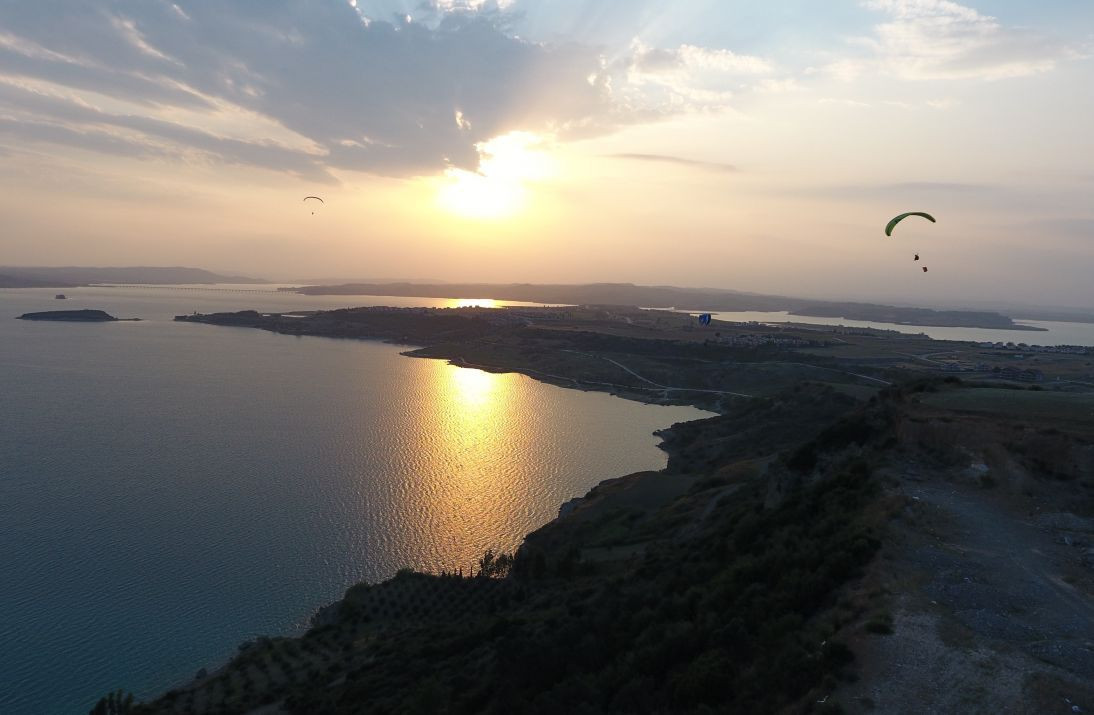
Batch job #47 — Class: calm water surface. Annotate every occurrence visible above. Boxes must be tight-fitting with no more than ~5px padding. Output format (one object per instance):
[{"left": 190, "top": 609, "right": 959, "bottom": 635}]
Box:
[{"left": 0, "top": 286, "right": 710, "bottom": 714}]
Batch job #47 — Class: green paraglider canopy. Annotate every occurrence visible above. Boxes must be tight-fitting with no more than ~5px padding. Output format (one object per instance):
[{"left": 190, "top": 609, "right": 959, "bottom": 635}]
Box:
[{"left": 885, "top": 212, "right": 935, "bottom": 236}]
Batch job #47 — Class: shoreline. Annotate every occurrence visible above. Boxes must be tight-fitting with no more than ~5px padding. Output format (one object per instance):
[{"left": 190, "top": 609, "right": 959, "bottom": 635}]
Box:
[
  {"left": 168, "top": 417, "right": 701, "bottom": 700},
  {"left": 280, "top": 282, "right": 1054, "bottom": 332},
  {"left": 144, "top": 312, "right": 718, "bottom": 702},
  {"left": 121, "top": 307, "right": 1094, "bottom": 712}
]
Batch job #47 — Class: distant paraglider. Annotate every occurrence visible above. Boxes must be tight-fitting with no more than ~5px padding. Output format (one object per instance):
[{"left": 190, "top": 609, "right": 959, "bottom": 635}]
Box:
[
  {"left": 885, "top": 212, "right": 935, "bottom": 236},
  {"left": 698, "top": 313, "right": 712, "bottom": 326},
  {"left": 886, "top": 212, "right": 935, "bottom": 274},
  {"left": 303, "top": 196, "right": 324, "bottom": 215}
]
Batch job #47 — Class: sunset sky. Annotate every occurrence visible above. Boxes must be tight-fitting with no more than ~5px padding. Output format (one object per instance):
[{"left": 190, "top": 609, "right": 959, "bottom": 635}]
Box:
[{"left": 1, "top": 1, "right": 1091, "bottom": 307}]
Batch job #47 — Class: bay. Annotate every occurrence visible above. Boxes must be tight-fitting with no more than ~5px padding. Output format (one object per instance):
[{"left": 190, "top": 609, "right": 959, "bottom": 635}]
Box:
[{"left": 0, "top": 286, "right": 710, "bottom": 714}]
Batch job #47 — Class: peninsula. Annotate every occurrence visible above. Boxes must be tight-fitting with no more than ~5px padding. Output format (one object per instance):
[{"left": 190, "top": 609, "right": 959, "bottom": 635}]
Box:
[
  {"left": 102, "top": 305, "right": 1094, "bottom": 713},
  {"left": 279, "top": 281, "right": 1047, "bottom": 331}
]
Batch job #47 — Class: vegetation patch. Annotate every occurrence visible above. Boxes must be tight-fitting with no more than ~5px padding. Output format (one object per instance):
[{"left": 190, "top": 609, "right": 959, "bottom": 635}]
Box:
[{"left": 270, "top": 463, "right": 884, "bottom": 714}]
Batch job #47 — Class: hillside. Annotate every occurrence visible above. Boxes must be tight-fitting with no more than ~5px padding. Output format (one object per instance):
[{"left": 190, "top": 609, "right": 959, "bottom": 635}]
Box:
[
  {"left": 108, "top": 379, "right": 1094, "bottom": 714},
  {"left": 0, "top": 272, "right": 78, "bottom": 288},
  {"left": 0, "top": 266, "right": 266, "bottom": 286}
]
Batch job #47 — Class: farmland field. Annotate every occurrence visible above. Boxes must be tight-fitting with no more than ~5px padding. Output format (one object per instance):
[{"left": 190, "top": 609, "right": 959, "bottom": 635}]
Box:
[{"left": 921, "top": 388, "right": 1094, "bottom": 423}]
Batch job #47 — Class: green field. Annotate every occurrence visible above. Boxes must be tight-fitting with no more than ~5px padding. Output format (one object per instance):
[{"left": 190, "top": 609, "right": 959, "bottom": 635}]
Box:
[{"left": 922, "top": 388, "right": 1094, "bottom": 423}]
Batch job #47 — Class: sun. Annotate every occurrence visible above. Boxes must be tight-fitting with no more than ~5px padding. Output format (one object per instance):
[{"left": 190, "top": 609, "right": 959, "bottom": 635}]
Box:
[
  {"left": 437, "top": 168, "right": 525, "bottom": 220},
  {"left": 436, "top": 131, "right": 555, "bottom": 220}
]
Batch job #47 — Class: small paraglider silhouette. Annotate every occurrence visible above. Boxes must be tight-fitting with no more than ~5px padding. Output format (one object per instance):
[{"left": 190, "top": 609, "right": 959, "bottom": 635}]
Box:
[
  {"left": 303, "top": 195, "right": 324, "bottom": 215},
  {"left": 698, "top": 313, "right": 712, "bottom": 326},
  {"left": 886, "top": 212, "right": 936, "bottom": 274},
  {"left": 885, "top": 212, "right": 935, "bottom": 236}
]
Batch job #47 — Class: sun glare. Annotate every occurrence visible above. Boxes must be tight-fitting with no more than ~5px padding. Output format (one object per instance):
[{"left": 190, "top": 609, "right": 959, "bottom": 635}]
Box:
[
  {"left": 448, "top": 298, "right": 501, "bottom": 308},
  {"left": 436, "top": 131, "right": 555, "bottom": 220}
]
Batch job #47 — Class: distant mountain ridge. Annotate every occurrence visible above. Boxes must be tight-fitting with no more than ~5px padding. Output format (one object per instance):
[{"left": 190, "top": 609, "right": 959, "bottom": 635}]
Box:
[
  {"left": 0, "top": 272, "right": 76, "bottom": 288},
  {"left": 0, "top": 266, "right": 266, "bottom": 287}
]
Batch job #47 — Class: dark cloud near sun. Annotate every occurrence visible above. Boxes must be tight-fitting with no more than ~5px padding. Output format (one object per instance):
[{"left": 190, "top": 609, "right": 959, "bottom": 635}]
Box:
[{"left": 0, "top": 1, "right": 617, "bottom": 179}]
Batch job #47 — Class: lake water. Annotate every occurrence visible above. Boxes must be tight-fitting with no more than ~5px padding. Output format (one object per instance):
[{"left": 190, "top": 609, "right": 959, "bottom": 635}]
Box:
[
  {"left": 0, "top": 286, "right": 710, "bottom": 714},
  {"left": 704, "top": 310, "right": 1094, "bottom": 347}
]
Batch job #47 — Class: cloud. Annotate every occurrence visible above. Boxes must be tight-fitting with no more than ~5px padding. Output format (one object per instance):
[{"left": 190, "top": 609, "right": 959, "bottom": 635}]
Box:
[
  {"left": 0, "top": 78, "right": 335, "bottom": 180},
  {"left": 793, "top": 180, "right": 1071, "bottom": 214},
  {"left": 1015, "top": 218, "right": 1094, "bottom": 244},
  {"left": 827, "top": 0, "right": 1074, "bottom": 81},
  {"left": 876, "top": 181, "right": 990, "bottom": 192},
  {"left": 0, "top": 2, "right": 617, "bottom": 179},
  {"left": 0, "top": 143, "right": 207, "bottom": 202},
  {"left": 630, "top": 43, "right": 773, "bottom": 77},
  {"left": 0, "top": 2, "right": 782, "bottom": 181},
  {"left": 795, "top": 180, "right": 1013, "bottom": 204},
  {"left": 802, "top": 180, "right": 1002, "bottom": 197},
  {"left": 618, "top": 40, "right": 776, "bottom": 113},
  {"left": 605, "top": 153, "right": 738, "bottom": 173},
  {"left": 431, "top": 0, "right": 515, "bottom": 13}
]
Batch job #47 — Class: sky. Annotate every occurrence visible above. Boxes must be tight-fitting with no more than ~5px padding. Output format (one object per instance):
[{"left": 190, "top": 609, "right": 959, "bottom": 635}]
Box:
[{"left": 1, "top": 0, "right": 1092, "bottom": 307}]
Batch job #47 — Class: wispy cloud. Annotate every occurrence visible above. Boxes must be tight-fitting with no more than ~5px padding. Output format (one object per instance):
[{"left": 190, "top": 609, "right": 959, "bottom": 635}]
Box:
[
  {"left": 801, "top": 180, "right": 998, "bottom": 198},
  {"left": 605, "top": 153, "right": 738, "bottom": 173},
  {"left": 792, "top": 180, "right": 1068, "bottom": 214},
  {"left": 1015, "top": 218, "right": 1094, "bottom": 243},
  {"left": 617, "top": 40, "right": 777, "bottom": 113},
  {"left": 825, "top": 0, "right": 1077, "bottom": 81},
  {"left": 430, "top": 0, "right": 516, "bottom": 13},
  {"left": 0, "top": 3, "right": 614, "bottom": 178},
  {"left": 0, "top": 3, "right": 779, "bottom": 180}
]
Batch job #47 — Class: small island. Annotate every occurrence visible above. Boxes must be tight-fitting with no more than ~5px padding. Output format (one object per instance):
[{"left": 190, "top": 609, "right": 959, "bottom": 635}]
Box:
[{"left": 16, "top": 309, "right": 138, "bottom": 322}]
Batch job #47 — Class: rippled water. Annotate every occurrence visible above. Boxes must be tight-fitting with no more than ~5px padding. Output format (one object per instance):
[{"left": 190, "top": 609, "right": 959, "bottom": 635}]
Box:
[{"left": 0, "top": 286, "right": 710, "bottom": 714}]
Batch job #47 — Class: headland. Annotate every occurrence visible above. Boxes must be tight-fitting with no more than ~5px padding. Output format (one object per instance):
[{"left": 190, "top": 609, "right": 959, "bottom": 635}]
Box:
[{"left": 103, "top": 304, "right": 1094, "bottom": 713}]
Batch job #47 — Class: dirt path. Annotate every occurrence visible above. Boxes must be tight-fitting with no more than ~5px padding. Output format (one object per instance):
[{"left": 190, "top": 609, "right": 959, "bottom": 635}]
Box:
[
  {"left": 765, "top": 360, "right": 894, "bottom": 386},
  {"left": 912, "top": 484, "right": 1094, "bottom": 662},
  {"left": 840, "top": 478, "right": 1094, "bottom": 713},
  {"left": 559, "top": 349, "right": 754, "bottom": 397}
]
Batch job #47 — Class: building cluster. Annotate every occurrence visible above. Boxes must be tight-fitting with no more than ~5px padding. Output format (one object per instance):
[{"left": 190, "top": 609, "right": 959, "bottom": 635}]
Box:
[
  {"left": 710, "top": 333, "right": 820, "bottom": 348},
  {"left": 827, "top": 326, "right": 916, "bottom": 338},
  {"left": 364, "top": 306, "right": 433, "bottom": 314},
  {"left": 503, "top": 309, "right": 572, "bottom": 321},
  {"left": 478, "top": 308, "right": 574, "bottom": 326},
  {"left": 717, "top": 321, "right": 910, "bottom": 339},
  {"left": 996, "top": 366, "right": 1046, "bottom": 382},
  {"left": 976, "top": 341, "right": 1089, "bottom": 355}
]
